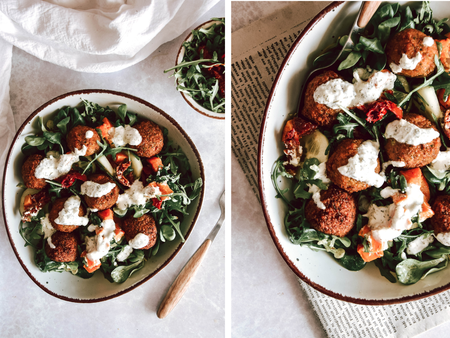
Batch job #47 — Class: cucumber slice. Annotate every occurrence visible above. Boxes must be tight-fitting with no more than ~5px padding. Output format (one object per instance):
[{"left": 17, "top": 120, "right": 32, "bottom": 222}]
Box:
[
  {"left": 129, "top": 151, "right": 143, "bottom": 179},
  {"left": 96, "top": 155, "right": 115, "bottom": 176},
  {"left": 19, "top": 188, "right": 41, "bottom": 215},
  {"left": 301, "top": 130, "right": 330, "bottom": 163},
  {"left": 113, "top": 207, "right": 127, "bottom": 217},
  {"left": 413, "top": 85, "right": 444, "bottom": 123}
]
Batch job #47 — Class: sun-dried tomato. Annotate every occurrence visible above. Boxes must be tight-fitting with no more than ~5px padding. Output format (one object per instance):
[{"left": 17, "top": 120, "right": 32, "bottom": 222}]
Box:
[
  {"left": 282, "top": 116, "right": 317, "bottom": 146},
  {"left": 116, "top": 161, "right": 132, "bottom": 187},
  {"left": 22, "top": 190, "right": 51, "bottom": 222},
  {"left": 198, "top": 44, "right": 213, "bottom": 59},
  {"left": 152, "top": 198, "right": 163, "bottom": 210},
  {"left": 361, "top": 99, "right": 403, "bottom": 123},
  {"left": 208, "top": 65, "right": 225, "bottom": 98},
  {"left": 57, "top": 171, "right": 87, "bottom": 189}
]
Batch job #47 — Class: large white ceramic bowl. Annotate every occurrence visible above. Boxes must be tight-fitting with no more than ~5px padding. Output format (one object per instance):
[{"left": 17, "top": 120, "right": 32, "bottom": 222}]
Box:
[
  {"left": 176, "top": 19, "right": 225, "bottom": 120},
  {"left": 259, "top": 1, "right": 450, "bottom": 305},
  {"left": 3, "top": 89, "right": 205, "bottom": 302}
]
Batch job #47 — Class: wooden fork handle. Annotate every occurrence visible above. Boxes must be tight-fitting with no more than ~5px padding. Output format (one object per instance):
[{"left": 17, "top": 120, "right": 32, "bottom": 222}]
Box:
[
  {"left": 357, "top": 1, "right": 381, "bottom": 28},
  {"left": 157, "top": 239, "right": 211, "bottom": 319}
]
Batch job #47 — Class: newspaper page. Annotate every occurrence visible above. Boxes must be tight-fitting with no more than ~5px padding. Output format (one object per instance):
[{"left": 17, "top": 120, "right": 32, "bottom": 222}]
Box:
[{"left": 231, "top": 2, "right": 450, "bottom": 338}]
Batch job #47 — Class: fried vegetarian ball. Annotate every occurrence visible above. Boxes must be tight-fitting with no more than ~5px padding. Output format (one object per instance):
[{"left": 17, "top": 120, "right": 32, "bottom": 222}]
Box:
[
  {"left": 430, "top": 195, "right": 450, "bottom": 234},
  {"left": 45, "top": 231, "right": 78, "bottom": 262},
  {"left": 384, "top": 113, "right": 440, "bottom": 168},
  {"left": 49, "top": 197, "right": 86, "bottom": 233},
  {"left": 21, "top": 154, "right": 47, "bottom": 189},
  {"left": 130, "top": 120, "right": 164, "bottom": 158},
  {"left": 122, "top": 214, "right": 157, "bottom": 250},
  {"left": 82, "top": 173, "right": 119, "bottom": 211},
  {"left": 66, "top": 125, "right": 101, "bottom": 156},
  {"left": 305, "top": 185, "right": 357, "bottom": 237},
  {"left": 300, "top": 70, "right": 344, "bottom": 128},
  {"left": 385, "top": 28, "right": 438, "bottom": 78},
  {"left": 326, "top": 139, "right": 381, "bottom": 193}
]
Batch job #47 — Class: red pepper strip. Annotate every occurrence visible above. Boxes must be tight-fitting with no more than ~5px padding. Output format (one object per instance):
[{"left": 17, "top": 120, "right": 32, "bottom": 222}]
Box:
[
  {"left": 22, "top": 190, "right": 51, "bottom": 222},
  {"left": 57, "top": 171, "right": 87, "bottom": 189},
  {"left": 116, "top": 161, "right": 132, "bottom": 187},
  {"left": 152, "top": 198, "right": 163, "bottom": 210},
  {"left": 360, "top": 99, "right": 403, "bottom": 123}
]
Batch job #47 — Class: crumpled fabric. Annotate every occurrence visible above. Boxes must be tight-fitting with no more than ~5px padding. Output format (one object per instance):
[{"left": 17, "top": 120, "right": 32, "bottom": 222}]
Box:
[{"left": 0, "top": 0, "right": 219, "bottom": 73}]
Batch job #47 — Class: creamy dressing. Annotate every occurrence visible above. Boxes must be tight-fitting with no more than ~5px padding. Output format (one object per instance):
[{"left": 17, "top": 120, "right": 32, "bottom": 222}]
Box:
[
  {"left": 35, "top": 146, "right": 87, "bottom": 180},
  {"left": 85, "top": 219, "right": 116, "bottom": 263},
  {"left": 40, "top": 214, "right": 56, "bottom": 239},
  {"left": 364, "top": 182, "right": 425, "bottom": 249},
  {"left": 384, "top": 119, "right": 439, "bottom": 146},
  {"left": 47, "top": 236, "right": 56, "bottom": 249},
  {"left": 380, "top": 161, "right": 406, "bottom": 179},
  {"left": 111, "top": 125, "right": 142, "bottom": 147},
  {"left": 129, "top": 233, "right": 150, "bottom": 249},
  {"left": 307, "top": 161, "right": 330, "bottom": 210},
  {"left": 435, "top": 232, "right": 450, "bottom": 246},
  {"left": 116, "top": 180, "right": 161, "bottom": 210},
  {"left": 85, "top": 130, "right": 94, "bottom": 139},
  {"left": 338, "top": 140, "right": 384, "bottom": 188},
  {"left": 406, "top": 234, "right": 434, "bottom": 255},
  {"left": 313, "top": 69, "right": 396, "bottom": 109},
  {"left": 283, "top": 145, "right": 302, "bottom": 167},
  {"left": 423, "top": 37, "right": 434, "bottom": 47},
  {"left": 389, "top": 52, "right": 422, "bottom": 73},
  {"left": 429, "top": 150, "right": 450, "bottom": 175},
  {"left": 116, "top": 245, "right": 133, "bottom": 262},
  {"left": 80, "top": 181, "right": 116, "bottom": 198},
  {"left": 54, "top": 195, "right": 89, "bottom": 226}
]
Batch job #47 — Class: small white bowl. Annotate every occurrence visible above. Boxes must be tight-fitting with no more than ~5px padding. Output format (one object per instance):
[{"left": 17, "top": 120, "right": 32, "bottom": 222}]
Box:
[
  {"left": 259, "top": 1, "right": 450, "bottom": 305},
  {"left": 176, "top": 19, "right": 225, "bottom": 120},
  {"left": 2, "top": 89, "right": 205, "bottom": 303}
]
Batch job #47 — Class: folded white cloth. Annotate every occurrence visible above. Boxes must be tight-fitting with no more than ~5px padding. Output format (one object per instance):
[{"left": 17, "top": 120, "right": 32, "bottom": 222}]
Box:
[{"left": 0, "top": 0, "right": 219, "bottom": 73}]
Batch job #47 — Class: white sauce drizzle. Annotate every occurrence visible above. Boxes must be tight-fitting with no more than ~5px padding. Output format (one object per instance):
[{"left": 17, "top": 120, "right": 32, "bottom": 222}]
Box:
[
  {"left": 429, "top": 150, "right": 450, "bottom": 176},
  {"left": 47, "top": 236, "right": 56, "bottom": 249},
  {"left": 116, "top": 180, "right": 161, "bottom": 210},
  {"left": 35, "top": 146, "right": 87, "bottom": 180},
  {"left": 423, "top": 36, "right": 434, "bottom": 47},
  {"left": 41, "top": 214, "right": 56, "bottom": 239},
  {"left": 54, "top": 195, "right": 89, "bottom": 226},
  {"left": 338, "top": 140, "right": 384, "bottom": 188},
  {"left": 389, "top": 52, "right": 422, "bottom": 73},
  {"left": 307, "top": 162, "right": 330, "bottom": 210},
  {"left": 80, "top": 181, "right": 116, "bottom": 198},
  {"left": 85, "top": 219, "right": 116, "bottom": 263},
  {"left": 313, "top": 70, "right": 396, "bottom": 109},
  {"left": 407, "top": 234, "right": 434, "bottom": 255},
  {"left": 129, "top": 233, "right": 150, "bottom": 249},
  {"left": 116, "top": 245, "right": 133, "bottom": 262},
  {"left": 85, "top": 130, "right": 94, "bottom": 139},
  {"left": 111, "top": 125, "right": 142, "bottom": 147},
  {"left": 435, "top": 232, "right": 450, "bottom": 246},
  {"left": 385, "top": 119, "right": 439, "bottom": 146}
]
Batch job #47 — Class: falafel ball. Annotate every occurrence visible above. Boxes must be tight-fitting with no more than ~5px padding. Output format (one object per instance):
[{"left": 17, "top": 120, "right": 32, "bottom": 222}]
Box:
[
  {"left": 122, "top": 214, "right": 157, "bottom": 250},
  {"left": 300, "top": 70, "right": 344, "bottom": 128},
  {"left": 430, "top": 195, "right": 450, "bottom": 234},
  {"left": 21, "top": 154, "right": 47, "bottom": 189},
  {"left": 49, "top": 197, "right": 86, "bottom": 233},
  {"left": 82, "top": 173, "right": 119, "bottom": 211},
  {"left": 385, "top": 28, "right": 438, "bottom": 78},
  {"left": 384, "top": 113, "right": 440, "bottom": 168},
  {"left": 45, "top": 231, "right": 78, "bottom": 262},
  {"left": 326, "top": 139, "right": 381, "bottom": 193},
  {"left": 305, "top": 185, "right": 357, "bottom": 237},
  {"left": 66, "top": 125, "right": 101, "bottom": 156},
  {"left": 130, "top": 120, "right": 164, "bottom": 158}
]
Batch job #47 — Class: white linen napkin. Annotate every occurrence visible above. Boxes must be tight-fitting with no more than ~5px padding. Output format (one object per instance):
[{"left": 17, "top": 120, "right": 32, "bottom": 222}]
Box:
[{"left": 0, "top": 0, "right": 219, "bottom": 73}]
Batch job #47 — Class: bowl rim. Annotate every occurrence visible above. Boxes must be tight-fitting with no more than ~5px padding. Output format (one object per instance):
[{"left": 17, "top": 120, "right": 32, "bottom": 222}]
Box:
[
  {"left": 2, "top": 89, "right": 205, "bottom": 303},
  {"left": 257, "top": 1, "right": 450, "bottom": 305},
  {"left": 175, "top": 18, "right": 225, "bottom": 120}
]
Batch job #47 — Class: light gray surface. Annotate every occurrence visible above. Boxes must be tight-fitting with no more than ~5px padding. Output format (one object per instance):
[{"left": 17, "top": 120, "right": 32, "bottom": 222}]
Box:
[
  {"left": 0, "top": 2, "right": 224, "bottom": 338},
  {"left": 231, "top": 2, "right": 450, "bottom": 338}
]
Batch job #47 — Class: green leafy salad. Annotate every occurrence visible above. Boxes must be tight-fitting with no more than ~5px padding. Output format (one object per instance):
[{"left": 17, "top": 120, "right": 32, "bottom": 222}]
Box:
[
  {"left": 165, "top": 18, "right": 225, "bottom": 114},
  {"left": 273, "top": 1, "right": 450, "bottom": 285},
  {"left": 19, "top": 100, "right": 202, "bottom": 283}
]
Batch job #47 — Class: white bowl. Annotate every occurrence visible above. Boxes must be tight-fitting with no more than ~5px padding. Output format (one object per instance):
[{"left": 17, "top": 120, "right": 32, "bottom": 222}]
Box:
[
  {"left": 2, "top": 89, "right": 205, "bottom": 302},
  {"left": 176, "top": 19, "right": 225, "bottom": 120},
  {"left": 259, "top": 1, "right": 450, "bottom": 305}
]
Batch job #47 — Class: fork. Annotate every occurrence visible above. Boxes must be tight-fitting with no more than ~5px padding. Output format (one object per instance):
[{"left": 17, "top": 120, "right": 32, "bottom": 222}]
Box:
[{"left": 157, "top": 191, "right": 225, "bottom": 319}]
